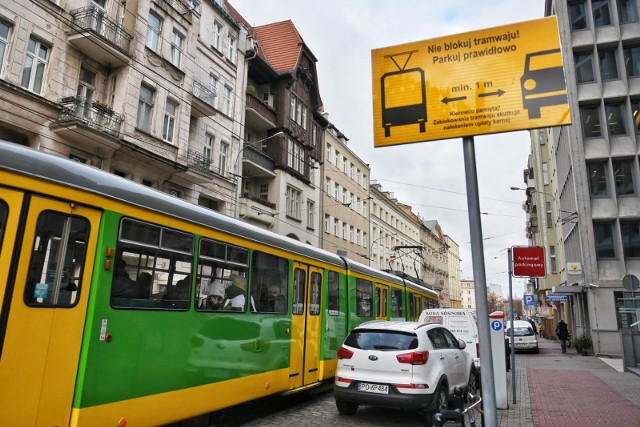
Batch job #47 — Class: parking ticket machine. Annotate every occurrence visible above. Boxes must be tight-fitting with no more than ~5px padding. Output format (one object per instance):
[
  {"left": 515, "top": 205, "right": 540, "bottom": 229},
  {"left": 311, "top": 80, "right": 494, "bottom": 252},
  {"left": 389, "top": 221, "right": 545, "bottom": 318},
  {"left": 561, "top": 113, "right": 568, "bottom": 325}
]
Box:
[{"left": 489, "top": 311, "right": 508, "bottom": 408}]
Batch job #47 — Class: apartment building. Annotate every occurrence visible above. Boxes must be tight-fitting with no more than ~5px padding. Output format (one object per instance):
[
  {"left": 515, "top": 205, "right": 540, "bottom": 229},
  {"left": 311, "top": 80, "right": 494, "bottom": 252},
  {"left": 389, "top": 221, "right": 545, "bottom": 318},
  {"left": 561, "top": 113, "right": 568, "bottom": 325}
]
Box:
[
  {"left": 231, "top": 16, "right": 325, "bottom": 244},
  {"left": 420, "top": 219, "right": 449, "bottom": 297},
  {"left": 321, "top": 123, "right": 370, "bottom": 264},
  {"left": 520, "top": 0, "right": 640, "bottom": 356},
  {"left": 445, "top": 235, "right": 462, "bottom": 308},
  {"left": 461, "top": 279, "right": 477, "bottom": 310}
]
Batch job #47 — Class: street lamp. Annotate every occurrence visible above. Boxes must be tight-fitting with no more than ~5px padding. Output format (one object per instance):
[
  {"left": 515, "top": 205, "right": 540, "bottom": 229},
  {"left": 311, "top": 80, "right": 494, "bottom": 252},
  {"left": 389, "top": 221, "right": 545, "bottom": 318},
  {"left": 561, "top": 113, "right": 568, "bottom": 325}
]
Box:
[
  {"left": 233, "top": 131, "right": 284, "bottom": 218},
  {"left": 509, "top": 186, "right": 577, "bottom": 226},
  {"left": 369, "top": 232, "right": 398, "bottom": 268}
]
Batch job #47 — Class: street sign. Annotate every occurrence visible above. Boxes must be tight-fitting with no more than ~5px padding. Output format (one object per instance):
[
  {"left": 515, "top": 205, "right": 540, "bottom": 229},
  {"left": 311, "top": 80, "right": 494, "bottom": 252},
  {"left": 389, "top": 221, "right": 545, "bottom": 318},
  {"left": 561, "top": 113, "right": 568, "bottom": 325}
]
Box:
[
  {"left": 524, "top": 294, "right": 535, "bottom": 306},
  {"left": 512, "top": 246, "right": 546, "bottom": 277},
  {"left": 622, "top": 274, "right": 640, "bottom": 291},
  {"left": 371, "top": 16, "right": 570, "bottom": 147},
  {"left": 546, "top": 295, "right": 569, "bottom": 302}
]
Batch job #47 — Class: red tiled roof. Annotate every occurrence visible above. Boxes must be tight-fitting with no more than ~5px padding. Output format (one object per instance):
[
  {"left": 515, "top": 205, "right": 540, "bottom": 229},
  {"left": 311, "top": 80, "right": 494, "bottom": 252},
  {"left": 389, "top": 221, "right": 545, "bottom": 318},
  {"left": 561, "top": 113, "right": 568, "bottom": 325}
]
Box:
[{"left": 254, "top": 20, "right": 304, "bottom": 75}]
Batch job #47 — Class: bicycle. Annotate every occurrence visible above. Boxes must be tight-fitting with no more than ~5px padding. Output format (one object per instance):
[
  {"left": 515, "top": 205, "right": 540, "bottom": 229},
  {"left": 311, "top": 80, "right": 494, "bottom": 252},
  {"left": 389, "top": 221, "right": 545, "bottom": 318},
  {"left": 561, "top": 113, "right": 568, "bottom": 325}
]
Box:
[{"left": 431, "top": 387, "right": 483, "bottom": 427}]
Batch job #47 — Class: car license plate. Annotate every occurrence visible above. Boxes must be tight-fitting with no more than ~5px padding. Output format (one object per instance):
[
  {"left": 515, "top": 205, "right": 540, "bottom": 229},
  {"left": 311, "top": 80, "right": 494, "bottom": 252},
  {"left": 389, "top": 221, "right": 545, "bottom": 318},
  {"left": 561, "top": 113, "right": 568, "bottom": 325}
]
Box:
[{"left": 358, "top": 382, "right": 389, "bottom": 394}]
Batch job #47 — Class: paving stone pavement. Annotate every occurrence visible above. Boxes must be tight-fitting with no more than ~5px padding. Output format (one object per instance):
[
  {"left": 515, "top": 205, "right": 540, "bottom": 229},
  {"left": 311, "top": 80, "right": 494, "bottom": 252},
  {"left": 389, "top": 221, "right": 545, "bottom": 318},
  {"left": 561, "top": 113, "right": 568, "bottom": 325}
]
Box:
[{"left": 231, "top": 337, "right": 640, "bottom": 427}]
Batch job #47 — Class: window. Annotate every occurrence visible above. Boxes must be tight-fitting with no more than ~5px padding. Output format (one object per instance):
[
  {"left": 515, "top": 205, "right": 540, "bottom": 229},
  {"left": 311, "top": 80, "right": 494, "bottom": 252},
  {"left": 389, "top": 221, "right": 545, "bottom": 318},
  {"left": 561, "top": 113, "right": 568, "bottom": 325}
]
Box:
[
  {"left": 112, "top": 218, "right": 193, "bottom": 309},
  {"left": 307, "top": 200, "right": 315, "bottom": 229},
  {"left": 624, "top": 45, "right": 640, "bottom": 78},
  {"left": 162, "top": 100, "right": 177, "bottom": 143},
  {"left": 324, "top": 214, "right": 330, "bottom": 233},
  {"left": 0, "top": 19, "right": 11, "bottom": 74},
  {"left": 542, "top": 162, "right": 549, "bottom": 185},
  {"left": 632, "top": 99, "right": 640, "bottom": 133},
  {"left": 588, "top": 161, "right": 608, "bottom": 197},
  {"left": 333, "top": 218, "right": 339, "bottom": 236},
  {"left": 25, "top": 212, "right": 89, "bottom": 307},
  {"left": 218, "top": 141, "right": 228, "bottom": 175},
  {"left": 325, "top": 177, "right": 331, "bottom": 194},
  {"left": 289, "top": 93, "right": 309, "bottom": 129},
  {"left": 549, "top": 246, "right": 557, "bottom": 274},
  {"left": 196, "top": 238, "right": 250, "bottom": 312},
  {"left": 613, "top": 158, "right": 634, "bottom": 195},
  {"left": 593, "top": 221, "right": 616, "bottom": 258},
  {"left": 250, "top": 251, "right": 288, "bottom": 314},
  {"left": 621, "top": 221, "right": 640, "bottom": 258},
  {"left": 21, "top": 37, "right": 49, "bottom": 94},
  {"left": 546, "top": 201, "right": 553, "bottom": 227},
  {"left": 226, "top": 34, "right": 236, "bottom": 62},
  {"left": 580, "top": 105, "right": 601, "bottom": 138},
  {"left": 569, "top": 1, "right": 588, "bottom": 30},
  {"left": 616, "top": 291, "right": 639, "bottom": 328},
  {"left": 170, "top": 29, "right": 184, "bottom": 68},
  {"left": 605, "top": 102, "right": 627, "bottom": 135},
  {"left": 328, "top": 271, "right": 339, "bottom": 313},
  {"left": 286, "top": 185, "right": 301, "bottom": 220},
  {"left": 599, "top": 48, "right": 618, "bottom": 80},
  {"left": 575, "top": 52, "right": 594, "bottom": 83},
  {"left": 137, "top": 84, "right": 155, "bottom": 132},
  {"left": 146, "top": 11, "right": 161, "bottom": 52},
  {"left": 204, "top": 134, "right": 213, "bottom": 165},
  {"left": 309, "top": 271, "right": 321, "bottom": 315},
  {"left": 619, "top": 0, "right": 638, "bottom": 24},
  {"left": 592, "top": 0, "right": 611, "bottom": 26},
  {"left": 222, "top": 85, "right": 232, "bottom": 115},
  {"left": 287, "top": 138, "right": 305, "bottom": 174},
  {"left": 391, "top": 288, "right": 403, "bottom": 317},
  {"left": 258, "top": 183, "right": 268, "bottom": 200},
  {"left": 211, "top": 21, "right": 221, "bottom": 50},
  {"left": 356, "top": 278, "right": 373, "bottom": 317},
  {"left": 326, "top": 143, "right": 332, "bottom": 163}
]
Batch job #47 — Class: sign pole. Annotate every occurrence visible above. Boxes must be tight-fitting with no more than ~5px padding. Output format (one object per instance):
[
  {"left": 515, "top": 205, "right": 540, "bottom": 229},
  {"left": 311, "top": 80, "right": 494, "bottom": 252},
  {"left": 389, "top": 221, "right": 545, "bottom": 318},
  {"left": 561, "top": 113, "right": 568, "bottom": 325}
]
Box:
[
  {"left": 463, "top": 136, "right": 497, "bottom": 427},
  {"left": 508, "top": 248, "right": 516, "bottom": 404}
]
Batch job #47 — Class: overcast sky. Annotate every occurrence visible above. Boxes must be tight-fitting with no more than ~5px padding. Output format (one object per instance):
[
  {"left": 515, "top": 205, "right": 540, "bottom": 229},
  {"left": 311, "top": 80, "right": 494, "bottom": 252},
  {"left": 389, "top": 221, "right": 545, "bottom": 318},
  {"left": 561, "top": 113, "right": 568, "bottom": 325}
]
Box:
[{"left": 230, "top": 0, "right": 547, "bottom": 298}]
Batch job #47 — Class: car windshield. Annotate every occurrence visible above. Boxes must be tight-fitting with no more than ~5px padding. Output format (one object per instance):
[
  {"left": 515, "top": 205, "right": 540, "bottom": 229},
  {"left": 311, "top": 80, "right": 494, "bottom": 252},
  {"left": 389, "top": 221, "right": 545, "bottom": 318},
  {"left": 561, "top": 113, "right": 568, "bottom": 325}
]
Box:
[{"left": 344, "top": 330, "right": 418, "bottom": 351}]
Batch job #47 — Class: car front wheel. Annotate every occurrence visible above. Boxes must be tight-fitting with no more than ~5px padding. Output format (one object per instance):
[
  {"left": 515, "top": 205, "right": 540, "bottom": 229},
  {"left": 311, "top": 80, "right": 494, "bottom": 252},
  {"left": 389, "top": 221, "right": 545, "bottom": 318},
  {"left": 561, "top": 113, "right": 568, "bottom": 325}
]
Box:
[
  {"left": 335, "top": 399, "right": 359, "bottom": 416},
  {"left": 465, "top": 369, "right": 480, "bottom": 402}
]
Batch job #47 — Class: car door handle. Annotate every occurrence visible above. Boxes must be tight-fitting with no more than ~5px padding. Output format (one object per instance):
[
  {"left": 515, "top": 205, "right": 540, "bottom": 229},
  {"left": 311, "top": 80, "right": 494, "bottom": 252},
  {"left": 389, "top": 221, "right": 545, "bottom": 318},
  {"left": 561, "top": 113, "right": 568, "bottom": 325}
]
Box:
[
  {"left": 440, "top": 355, "right": 445, "bottom": 360},
  {"left": 455, "top": 355, "right": 460, "bottom": 359}
]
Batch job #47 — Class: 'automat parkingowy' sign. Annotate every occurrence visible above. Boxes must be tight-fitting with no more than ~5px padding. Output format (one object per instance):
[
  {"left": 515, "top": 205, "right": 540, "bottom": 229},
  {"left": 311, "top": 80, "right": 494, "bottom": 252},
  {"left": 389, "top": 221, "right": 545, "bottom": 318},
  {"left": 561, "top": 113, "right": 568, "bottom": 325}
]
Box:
[
  {"left": 512, "top": 246, "right": 545, "bottom": 277},
  {"left": 371, "top": 16, "right": 570, "bottom": 147}
]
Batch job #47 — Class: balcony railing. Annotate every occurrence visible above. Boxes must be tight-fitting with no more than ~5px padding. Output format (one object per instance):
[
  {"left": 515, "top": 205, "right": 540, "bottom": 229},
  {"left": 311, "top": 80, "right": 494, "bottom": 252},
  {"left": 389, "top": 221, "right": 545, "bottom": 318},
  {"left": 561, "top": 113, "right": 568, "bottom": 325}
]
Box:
[
  {"left": 192, "top": 80, "right": 217, "bottom": 109},
  {"left": 57, "top": 96, "right": 123, "bottom": 138},
  {"left": 70, "top": 6, "right": 132, "bottom": 53},
  {"left": 186, "top": 149, "right": 212, "bottom": 174},
  {"left": 242, "top": 144, "right": 275, "bottom": 172},
  {"left": 164, "top": 0, "right": 201, "bottom": 15}
]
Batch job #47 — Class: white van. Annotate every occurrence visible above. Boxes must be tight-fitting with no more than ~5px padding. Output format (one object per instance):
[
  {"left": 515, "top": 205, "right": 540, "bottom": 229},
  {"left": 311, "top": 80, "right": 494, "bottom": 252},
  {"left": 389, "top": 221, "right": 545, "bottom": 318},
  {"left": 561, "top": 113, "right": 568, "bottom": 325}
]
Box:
[
  {"left": 505, "top": 320, "right": 539, "bottom": 353},
  {"left": 419, "top": 308, "right": 480, "bottom": 368}
]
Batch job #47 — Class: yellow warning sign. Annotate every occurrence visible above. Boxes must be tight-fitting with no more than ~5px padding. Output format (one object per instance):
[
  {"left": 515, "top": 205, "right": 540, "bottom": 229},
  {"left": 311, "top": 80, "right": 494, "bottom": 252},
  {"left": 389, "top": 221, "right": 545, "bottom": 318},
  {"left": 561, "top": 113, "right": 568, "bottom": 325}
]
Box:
[{"left": 371, "top": 16, "right": 570, "bottom": 147}]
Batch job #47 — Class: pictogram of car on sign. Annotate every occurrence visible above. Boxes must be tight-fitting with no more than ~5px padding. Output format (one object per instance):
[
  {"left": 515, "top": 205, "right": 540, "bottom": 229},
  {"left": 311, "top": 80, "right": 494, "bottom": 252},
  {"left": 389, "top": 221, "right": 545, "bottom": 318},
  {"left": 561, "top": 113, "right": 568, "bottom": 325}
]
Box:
[{"left": 520, "top": 48, "right": 568, "bottom": 119}]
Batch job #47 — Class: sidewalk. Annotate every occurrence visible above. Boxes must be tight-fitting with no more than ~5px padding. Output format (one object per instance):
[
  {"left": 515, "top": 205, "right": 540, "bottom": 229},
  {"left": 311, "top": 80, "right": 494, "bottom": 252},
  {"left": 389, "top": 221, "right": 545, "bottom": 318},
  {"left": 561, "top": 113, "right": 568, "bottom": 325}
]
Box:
[{"left": 498, "top": 337, "right": 640, "bottom": 426}]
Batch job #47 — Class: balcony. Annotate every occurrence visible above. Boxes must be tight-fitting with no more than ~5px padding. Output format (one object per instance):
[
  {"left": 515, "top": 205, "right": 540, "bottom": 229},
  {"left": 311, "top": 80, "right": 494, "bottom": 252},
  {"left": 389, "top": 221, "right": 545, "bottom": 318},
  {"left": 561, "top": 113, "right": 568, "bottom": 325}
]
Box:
[
  {"left": 172, "top": 149, "right": 216, "bottom": 184},
  {"left": 239, "top": 195, "right": 276, "bottom": 226},
  {"left": 51, "top": 96, "right": 123, "bottom": 150},
  {"left": 191, "top": 80, "right": 217, "bottom": 117},
  {"left": 245, "top": 92, "right": 277, "bottom": 132},
  {"left": 241, "top": 144, "right": 275, "bottom": 178},
  {"left": 68, "top": 6, "right": 132, "bottom": 67}
]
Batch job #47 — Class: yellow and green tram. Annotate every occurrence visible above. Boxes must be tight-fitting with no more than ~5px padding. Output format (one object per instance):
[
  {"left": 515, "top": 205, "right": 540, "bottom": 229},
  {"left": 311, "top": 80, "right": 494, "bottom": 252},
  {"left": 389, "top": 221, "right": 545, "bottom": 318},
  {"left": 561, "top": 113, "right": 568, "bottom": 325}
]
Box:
[{"left": 0, "top": 141, "right": 439, "bottom": 426}]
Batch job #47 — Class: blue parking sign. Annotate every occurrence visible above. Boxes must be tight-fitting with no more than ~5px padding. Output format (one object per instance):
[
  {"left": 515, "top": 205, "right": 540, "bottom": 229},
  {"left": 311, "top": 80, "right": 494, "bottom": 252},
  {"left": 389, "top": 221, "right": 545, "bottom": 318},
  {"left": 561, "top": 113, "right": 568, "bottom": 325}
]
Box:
[{"left": 524, "top": 294, "right": 535, "bottom": 306}]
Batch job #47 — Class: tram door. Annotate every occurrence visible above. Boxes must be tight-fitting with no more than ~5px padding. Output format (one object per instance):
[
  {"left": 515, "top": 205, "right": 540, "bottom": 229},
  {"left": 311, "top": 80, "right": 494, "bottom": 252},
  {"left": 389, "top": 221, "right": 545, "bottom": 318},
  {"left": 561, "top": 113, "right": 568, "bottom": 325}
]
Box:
[
  {"left": 289, "top": 262, "right": 322, "bottom": 389},
  {"left": 0, "top": 195, "right": 100, "bottom": 426},
  {"left": 376, "top": 283, "right": 389, "bottom": 320}
]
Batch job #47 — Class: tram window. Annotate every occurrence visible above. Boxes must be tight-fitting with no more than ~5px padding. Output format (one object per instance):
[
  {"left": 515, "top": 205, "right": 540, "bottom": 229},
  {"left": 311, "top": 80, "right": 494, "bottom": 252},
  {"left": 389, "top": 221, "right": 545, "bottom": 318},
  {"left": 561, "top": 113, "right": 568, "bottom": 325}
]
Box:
[
  {"left": 112, "top": 218, "right": 193, "bottom": 310},
  {"left": 292, "top": 268, "right": 306, "bottom": 315},
  {"left": 24, "top": 211, "right": 89, "bottom": 307},
  {"left": 382, "top": 288, "right": 388, "bottom": 317},
  {"left": 327, "top": 270, "right": 339, "bottom": 315},
  {"left": 250, "top": 251, "right": 288, "bottom": 314},
  {"left": 309, "top": 271, "right": 321, "bottom": 315},
  {"left": 391, "top": 288, "right": 404, "bottom": 317},
  {"left": 196, "top": 238, "right": 250, "bottom": 312},
  {"left": 355, "top": 278, "right": 372, "bottom": 317}
]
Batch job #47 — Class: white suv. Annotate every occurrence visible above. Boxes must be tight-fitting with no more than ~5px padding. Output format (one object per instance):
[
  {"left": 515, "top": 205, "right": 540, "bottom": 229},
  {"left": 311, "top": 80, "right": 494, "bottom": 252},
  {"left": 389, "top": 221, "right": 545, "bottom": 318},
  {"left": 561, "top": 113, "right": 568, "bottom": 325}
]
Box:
[{"left": 334, "top": 321, "right": 477, "bottom": 423}]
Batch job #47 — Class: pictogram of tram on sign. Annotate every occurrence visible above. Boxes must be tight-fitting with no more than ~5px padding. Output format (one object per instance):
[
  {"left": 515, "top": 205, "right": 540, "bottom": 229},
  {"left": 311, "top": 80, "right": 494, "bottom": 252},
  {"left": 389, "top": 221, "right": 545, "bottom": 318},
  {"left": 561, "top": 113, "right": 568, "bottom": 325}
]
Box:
[{"left": 380, "top": 50, "right": 427, "bottom": 137}]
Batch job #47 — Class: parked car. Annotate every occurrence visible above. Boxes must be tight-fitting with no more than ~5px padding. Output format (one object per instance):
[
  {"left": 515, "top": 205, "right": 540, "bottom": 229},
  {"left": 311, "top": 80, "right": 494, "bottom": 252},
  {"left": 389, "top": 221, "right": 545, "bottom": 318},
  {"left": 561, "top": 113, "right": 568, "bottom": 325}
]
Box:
[
  {"left": 505, "top": 320, "right": 539, "bottom": 353},
  {"left": 333, "top": 320, "right": 477, "bottom": 424},
  {"left": 419, "top": 308, "right": 480, "bottom": 369}
]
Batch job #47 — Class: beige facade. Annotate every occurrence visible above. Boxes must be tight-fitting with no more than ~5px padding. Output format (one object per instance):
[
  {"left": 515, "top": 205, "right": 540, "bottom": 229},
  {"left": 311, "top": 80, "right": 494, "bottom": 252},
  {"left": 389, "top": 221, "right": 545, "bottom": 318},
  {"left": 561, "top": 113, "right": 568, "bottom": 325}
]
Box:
[
  {"left": 321, "top": 123, "right": 370, "bottom": 264},
  {"left": 445, "top": 235, "right": 462, "bottom": 308},
  {"left": 0, "top": 0, "right": 246, "bottom": 215},
  {"left": 461, "top": 279, "right": 476, "bottom": 310},
  {"left": 420, "top": 220, "right": 449, "bottom": 297}
]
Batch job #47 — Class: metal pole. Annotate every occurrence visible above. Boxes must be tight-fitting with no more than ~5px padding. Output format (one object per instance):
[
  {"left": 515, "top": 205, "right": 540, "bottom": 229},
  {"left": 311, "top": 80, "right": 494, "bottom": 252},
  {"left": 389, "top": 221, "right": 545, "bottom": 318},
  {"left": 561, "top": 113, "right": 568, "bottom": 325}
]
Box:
[
  {"left": 508, "top": 248, "right": 516, "bottom": 404},
  {"left": 462, "top": 136, "right": 497, "bottom": 427}
]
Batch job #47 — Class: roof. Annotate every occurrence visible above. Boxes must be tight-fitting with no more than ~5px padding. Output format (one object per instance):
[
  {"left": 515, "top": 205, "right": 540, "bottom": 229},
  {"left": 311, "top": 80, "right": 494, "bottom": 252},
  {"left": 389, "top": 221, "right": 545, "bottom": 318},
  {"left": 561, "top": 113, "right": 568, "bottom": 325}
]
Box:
[{"left": 254, "top": 20, "right": 304, "bottom": 74}]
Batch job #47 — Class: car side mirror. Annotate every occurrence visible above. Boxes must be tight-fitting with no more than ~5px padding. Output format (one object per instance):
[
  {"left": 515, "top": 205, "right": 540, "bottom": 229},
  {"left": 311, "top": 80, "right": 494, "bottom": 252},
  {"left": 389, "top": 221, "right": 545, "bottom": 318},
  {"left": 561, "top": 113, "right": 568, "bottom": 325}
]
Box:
[{"left": 458, "top": 338, "right": 466, "bottom": 349}]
